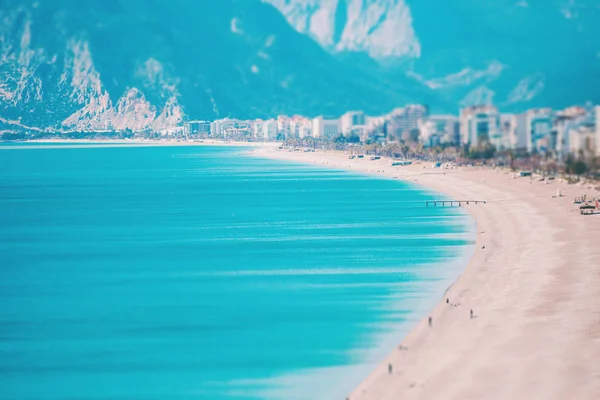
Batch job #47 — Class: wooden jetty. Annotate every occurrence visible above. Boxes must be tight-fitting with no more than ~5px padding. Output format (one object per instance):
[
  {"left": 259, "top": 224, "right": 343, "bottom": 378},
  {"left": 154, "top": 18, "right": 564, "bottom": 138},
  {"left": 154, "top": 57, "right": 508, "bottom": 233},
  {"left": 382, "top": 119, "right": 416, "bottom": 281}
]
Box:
[{"left": 426, "top": 200, "right": 487, "bottom": 207}]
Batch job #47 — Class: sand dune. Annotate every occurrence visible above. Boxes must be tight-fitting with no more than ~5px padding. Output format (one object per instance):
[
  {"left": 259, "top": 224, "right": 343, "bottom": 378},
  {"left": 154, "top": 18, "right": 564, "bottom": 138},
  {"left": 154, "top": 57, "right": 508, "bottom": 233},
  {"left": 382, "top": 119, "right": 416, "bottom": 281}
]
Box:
[{"left": 254, "top": 147, "right": 600, "bottom": 400}]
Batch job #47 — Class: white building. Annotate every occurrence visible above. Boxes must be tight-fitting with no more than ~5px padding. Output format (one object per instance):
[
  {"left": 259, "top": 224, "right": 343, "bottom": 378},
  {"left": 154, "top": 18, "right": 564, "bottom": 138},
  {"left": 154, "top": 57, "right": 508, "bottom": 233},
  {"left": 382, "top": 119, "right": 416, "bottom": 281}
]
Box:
[
  {"left": 288, "top": 117, "right": 300, "bottom": 138},
  {"left": 555, "top": 116, "right": 579, "bottom": 159},
  {"left": 459, "top": 105, "right": 500, "bottom": 147},
  {"left": 312, "top": 116, "right": 340, "bottom": 139},
  {"left": 252, "top": 119, "right": 264, "bottom": 140},
  {"left": 498, "top": 114, "right": 514, "bottom": 150},
  {"left": 497, "top": 114, "right": 527, "bottom": 150},
  {"left": 428, "top": 115, "right": 459, "bottom": 144},
  {"left": 513, "top": 113, "right": 528, "bottom": 150},
  {"left": 184, "top": 120, "right": 211, "bottom": 136},
  {"left": 210, "top": 118, "right": 252, "bottom": 138},
  {"left": 569, "top": 125, "right": 596, "bottom": 156},
  {"left": 340, "top": 111, "right": 366, "bottom": 137},
  {"left": 289, "top": 116, "right": 312, "bottom": 138},
  {"left": 277, "top": 115, "right": 291, "bottom": 138},
  {"left": 525, "top": 108, "right": 553, "bottom": 153},
  {"left": 210, "top": 120, "right": 222, "bottom": 136},
  {"left": 417, "top": 120, "right": 437, "bottom": 147},
  {"left": 551, "top": 106, "right": 590, "bottom": 158},
  {"left": 262, "top": 119, "right": 278, "bottom": 141},
  {"left": 210, "top": 119, "right": 236, "bottom": 136},
  {"left": 386, "top": 105, "right": 429, "bottom": 139},
  {"left": 299, "top": 123, "right": 312, "bottom": 139}
]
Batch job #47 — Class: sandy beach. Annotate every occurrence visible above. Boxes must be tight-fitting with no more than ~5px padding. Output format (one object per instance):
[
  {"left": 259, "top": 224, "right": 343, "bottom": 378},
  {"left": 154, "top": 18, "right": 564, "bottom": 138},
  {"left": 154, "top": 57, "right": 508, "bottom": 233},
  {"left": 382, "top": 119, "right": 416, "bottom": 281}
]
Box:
[{"left": 253, "top": 146, "right": 600, "bottom": 400}]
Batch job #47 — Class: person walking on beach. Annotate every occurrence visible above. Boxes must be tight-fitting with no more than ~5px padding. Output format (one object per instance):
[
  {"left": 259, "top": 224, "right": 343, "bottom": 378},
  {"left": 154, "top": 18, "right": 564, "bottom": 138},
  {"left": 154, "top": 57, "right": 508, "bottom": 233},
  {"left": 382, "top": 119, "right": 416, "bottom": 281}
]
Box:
[
  {"left": 428, "top": 316, "right": 432, "bottom": 327},
  {"left": 470, "top": 309, "right": 474, "bottom": 319},
  {"left": 388, "top": 363, "right": 393, "bottom": 374}
]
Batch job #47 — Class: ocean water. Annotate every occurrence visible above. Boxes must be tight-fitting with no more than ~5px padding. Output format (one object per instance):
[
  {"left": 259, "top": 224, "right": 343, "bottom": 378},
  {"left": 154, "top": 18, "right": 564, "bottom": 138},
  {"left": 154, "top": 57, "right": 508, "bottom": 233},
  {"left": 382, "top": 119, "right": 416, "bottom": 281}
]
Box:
[{"left": 0, "top": 144, "right": 473, "bottom": 400}]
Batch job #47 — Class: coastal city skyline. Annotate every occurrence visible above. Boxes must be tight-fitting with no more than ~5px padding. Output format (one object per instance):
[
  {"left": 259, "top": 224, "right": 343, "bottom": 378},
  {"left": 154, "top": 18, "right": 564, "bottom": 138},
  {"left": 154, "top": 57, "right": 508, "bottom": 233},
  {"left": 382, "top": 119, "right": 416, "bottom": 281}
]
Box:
[{"left": 179, "top": 102, "right": 600, "bottom": 159}]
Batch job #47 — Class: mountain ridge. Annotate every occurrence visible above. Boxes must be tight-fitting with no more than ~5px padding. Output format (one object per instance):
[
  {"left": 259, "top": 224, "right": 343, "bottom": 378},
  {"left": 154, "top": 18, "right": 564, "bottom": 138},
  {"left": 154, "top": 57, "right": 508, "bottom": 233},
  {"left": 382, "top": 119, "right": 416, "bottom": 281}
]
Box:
[{"left": 1, "top": 0, "right": 599, "bottom": 133}]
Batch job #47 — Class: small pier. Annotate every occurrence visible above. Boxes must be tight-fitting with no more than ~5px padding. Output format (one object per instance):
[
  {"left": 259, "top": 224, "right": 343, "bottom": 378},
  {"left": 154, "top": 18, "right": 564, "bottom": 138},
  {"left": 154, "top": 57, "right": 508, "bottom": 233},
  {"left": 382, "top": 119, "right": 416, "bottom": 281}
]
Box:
[{"left": 426, "top": 200, "right": 487, "bottom": 207}]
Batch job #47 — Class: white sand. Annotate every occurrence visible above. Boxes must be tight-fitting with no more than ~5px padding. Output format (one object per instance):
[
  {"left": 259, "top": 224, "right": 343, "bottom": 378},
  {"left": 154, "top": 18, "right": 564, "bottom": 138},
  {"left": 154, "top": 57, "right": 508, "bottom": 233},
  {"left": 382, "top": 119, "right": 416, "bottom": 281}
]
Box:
[{"left": 252, "top": 147, "right": 600, "bottom": 400}]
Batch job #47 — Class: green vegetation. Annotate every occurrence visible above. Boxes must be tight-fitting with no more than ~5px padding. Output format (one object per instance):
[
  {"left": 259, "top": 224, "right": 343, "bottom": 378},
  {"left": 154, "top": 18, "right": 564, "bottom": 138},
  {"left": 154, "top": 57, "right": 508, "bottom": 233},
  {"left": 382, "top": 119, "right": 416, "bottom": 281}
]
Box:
[
  {"left": 566, "top": 159, "right": 588, "bottom": 176},
  {"left": 334, "top": 134, "right": 360, "bottom": 144},
  {"left": 461, "top": 142, "right": 496, "bottom": 160}
]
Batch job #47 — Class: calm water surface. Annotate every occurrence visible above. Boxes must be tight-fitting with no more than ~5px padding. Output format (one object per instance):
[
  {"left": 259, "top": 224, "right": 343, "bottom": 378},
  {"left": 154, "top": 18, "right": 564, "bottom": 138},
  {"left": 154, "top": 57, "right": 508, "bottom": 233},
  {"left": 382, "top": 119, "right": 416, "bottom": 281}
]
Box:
[{"left": 0, "top": 144, "right": 473, "bottom": 399}]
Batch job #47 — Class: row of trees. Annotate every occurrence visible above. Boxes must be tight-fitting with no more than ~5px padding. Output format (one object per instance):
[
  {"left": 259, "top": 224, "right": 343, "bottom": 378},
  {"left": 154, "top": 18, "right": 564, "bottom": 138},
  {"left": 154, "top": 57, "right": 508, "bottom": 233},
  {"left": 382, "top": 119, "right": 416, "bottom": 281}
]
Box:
[{"left": 283, "top": 136, "right": 600, "bottom": 180}]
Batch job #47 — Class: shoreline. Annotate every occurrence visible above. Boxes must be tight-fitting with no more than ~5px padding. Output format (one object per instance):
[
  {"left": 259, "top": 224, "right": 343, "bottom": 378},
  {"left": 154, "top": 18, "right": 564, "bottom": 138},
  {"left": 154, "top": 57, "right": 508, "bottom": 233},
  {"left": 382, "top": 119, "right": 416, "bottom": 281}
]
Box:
[
  {"left": 252, "top": 146, "right": 600, "bottom": 399},
  {"left": 0, "top": 139, "right": 278, "bottom": 149}
]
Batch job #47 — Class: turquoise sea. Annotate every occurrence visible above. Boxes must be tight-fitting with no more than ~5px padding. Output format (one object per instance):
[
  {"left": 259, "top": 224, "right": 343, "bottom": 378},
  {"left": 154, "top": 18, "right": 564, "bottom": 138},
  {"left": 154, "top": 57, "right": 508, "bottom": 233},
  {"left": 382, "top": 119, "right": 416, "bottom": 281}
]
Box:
[{"left": 0, "top": 144, "right": 473, "bottom": 399}]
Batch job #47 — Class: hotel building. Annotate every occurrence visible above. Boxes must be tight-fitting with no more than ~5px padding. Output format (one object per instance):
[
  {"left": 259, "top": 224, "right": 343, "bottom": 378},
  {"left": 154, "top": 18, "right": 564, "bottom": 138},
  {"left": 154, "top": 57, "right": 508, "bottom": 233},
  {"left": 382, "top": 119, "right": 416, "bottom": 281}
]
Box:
[
  {"left": 386, "top": 105, "right": 429, "bottom": 139},
  {"left": 525, "top": 108, "right": 553, "bottom": 153},
  {"left": 312, "top": 116, "right": 340, "bottom": 138},
  {"left": 184, "top": 120, "right": 211, "bottom": 136},
  {"left": 340, "top": 111, "right": 366, "bottom": 138},
  {"left": 459, "top": 105, "right": 500, "bottom": 147}
]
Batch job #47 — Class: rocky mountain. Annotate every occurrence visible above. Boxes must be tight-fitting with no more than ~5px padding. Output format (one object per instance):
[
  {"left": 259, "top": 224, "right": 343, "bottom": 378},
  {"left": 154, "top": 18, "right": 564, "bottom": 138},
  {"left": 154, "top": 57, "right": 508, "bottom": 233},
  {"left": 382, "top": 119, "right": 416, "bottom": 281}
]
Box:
[
  {"left": 0, "top": 0, "right": 433, "bottom": 132},
  {"left": 1, "top": 0, "right": 599, "bottom": 133},
  {"left": 267, "top": 0, "right": 600, "bottom": 110},
  {"left": 262, "top": 0, "right": 420, "bottom": 59}
]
